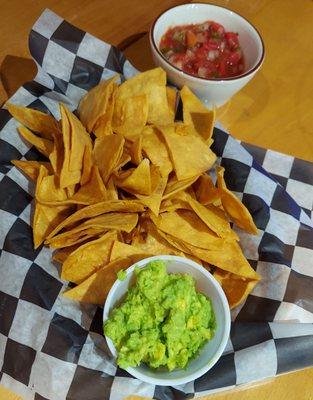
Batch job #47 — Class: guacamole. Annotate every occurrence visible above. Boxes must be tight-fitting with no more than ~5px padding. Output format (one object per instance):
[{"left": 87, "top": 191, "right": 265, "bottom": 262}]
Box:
[{"left": 104, "top": 260, "right": 216, "bottom": 370}]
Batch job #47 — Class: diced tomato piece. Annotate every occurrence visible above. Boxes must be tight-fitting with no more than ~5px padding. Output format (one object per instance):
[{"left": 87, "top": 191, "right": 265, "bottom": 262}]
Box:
[
  {"left": 228, "top": 51, "right": 241, "bottom": 65},
  {"left": 225, "top": 32, "right": 239, "bottom": 49},
  {"left": 210, "top": 21, "right": 224, "bottom": 33},
  {"left": 186, "top": 30, "right": 197, "bottom": 48}
]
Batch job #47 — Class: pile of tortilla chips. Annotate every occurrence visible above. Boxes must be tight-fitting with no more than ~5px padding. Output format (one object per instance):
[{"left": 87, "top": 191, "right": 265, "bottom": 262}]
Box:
[{"left": 8, "top": 67, "right": 260, "bottom": 309}]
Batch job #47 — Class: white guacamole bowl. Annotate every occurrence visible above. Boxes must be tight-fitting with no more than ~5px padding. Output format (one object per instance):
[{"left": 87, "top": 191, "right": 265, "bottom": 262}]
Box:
[{"left": 103, "top": 255, "right": 231, "bottom": 386}]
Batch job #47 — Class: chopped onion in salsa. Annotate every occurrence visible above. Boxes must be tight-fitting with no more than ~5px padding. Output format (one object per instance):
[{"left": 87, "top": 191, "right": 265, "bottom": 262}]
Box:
[{"left": 159, "top": 20, "right": 245, "bottom": 79}]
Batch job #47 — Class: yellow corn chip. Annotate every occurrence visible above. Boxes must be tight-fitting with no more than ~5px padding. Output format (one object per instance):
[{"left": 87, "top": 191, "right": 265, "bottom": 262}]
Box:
[
  {"left": 180, "top": 86, "right": 215, "bottom": 142},
  {"left": 61, "top": 231, "right": 117, "bottom": 283},
  {"left": 158, "top": 124, "right": 216, "bottom": 180},
  {"left": 115, "top": 158, "right": 151, "bottom": 195},
  {"left": 11, "top": 160, "right": 52, "bottom": 181},
  {"left": 78, "top": 75, "right": 118, "bottom": 133},
  {"left": 93, "top": 133, "right": 125, "bottom": 183},
  {"left": 141, "top": 125, "right": 172, "bottom": 177},
  {"left": 18, "top": 126, "right": 53, "bottom": 157},
  {"left": 7, "top": 102, "right": 59, "bottom": 140},
  {"left": 217, "top": 166, "right": 258, "bottom": 234},
  {"left": 193, "top": 174, "right": 220, "bottom": 205},
  {"left": 214, "top": 268, "right": 259, "bottom": 309},
  {"left": 63, "top": 257, "right": 133, "bottom": 305}
]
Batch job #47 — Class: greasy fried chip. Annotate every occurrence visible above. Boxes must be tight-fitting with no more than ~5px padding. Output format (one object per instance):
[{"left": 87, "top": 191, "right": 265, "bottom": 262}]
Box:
[
  {"left": 128, "top": 135, "right": 143, "bottom": 165},
  {"left": 7, "top": 103, "right": 59, "bottom": 140},
  {"left": 166, "top": 87, "right": 177, "bottom": 122},
  {"left": 135, "top": 166, "right": 167, "bottom": 215},
  {"left": 61, "top": 231, "right": 117, "bottom": 283},
  {"left": 93, "top": 133, "right": 124, "bottom": 183},
  {"left": 217, "top": 166, "right": 258, "bottom": 234},
  {"left": 131, "top": 219, "right": 183, "bottom": 256},
  {"left": 158, "top": 124, "right": 216, "bottom": 180},
  {"left": 156, "top": 229, "right": 260, "bottom": 281},
  {"left": 151, "top": 210, "right": 223, "bottom": 250},
  {"left": 59, "top": 104, "right": 92, "bottom": 188},
  {"left": 33, "top": 202, "right": 73, "bottom": 249},
  {"left": 113, "top": 95, "right": 148, "bottom": 139},
  {"left": 141, "top": 126, "right": 172, "bottom": 177},
  {"left": 78, "top": 75, "right": 118, "bottom": 134},
  {"left": 114, "top": 68, "right": 172, "bottom": 125},
  {"left": 115, "top": 158, "right": 151, "bottom": 195},
  {"left": 193, "top": 174, "right": 220, "bottom": 205},
  {"left": 18, "top": 126, "right": 53, "bottom": 157},
  {"left": 214, "top": 268, "right": 259, "bottom": 308},
  {"left": 11, "top": 160, "right": 53, "bottom": 181},
  {"left": 180, "top": 86, "right": 215, "bottom": 142},
  {"left": 110, "top": 240, "right": 153, "bottom": 263},
  {"left": 47, "top": 200, "right": 144, "bottom": 239},
  {"left": 187, "top": 197, "right": 238, "bottom": 240},
  {"left": 163, "top": 174, "right": 200, "bottom": 200},
  {"left": 69, "top": 166, "right": 107, "bottom": 204},
  {"left": 53, "top": 245, "right": 82, "bottom": 263},
  {"left": 63, "top": 258, "right": 133, "bottom": 305},
  {"left": 80, "top": 144, "right": 93, "bottom": 185}
]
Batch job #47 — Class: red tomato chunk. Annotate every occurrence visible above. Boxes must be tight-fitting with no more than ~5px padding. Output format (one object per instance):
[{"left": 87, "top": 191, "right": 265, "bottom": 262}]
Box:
[{"left": 159, "top": 20, "right": 245, "bottom": 79}]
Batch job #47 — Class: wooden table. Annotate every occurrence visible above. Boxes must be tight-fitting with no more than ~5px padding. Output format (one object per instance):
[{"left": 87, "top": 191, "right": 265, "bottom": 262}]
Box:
[{"left": 0, "top": 0, "right": 312, "bottom": 399}]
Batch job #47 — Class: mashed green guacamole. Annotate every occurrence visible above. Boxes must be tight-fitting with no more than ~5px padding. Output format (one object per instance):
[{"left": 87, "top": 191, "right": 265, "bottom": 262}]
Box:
[{"left": 104, "top": 260, "right": 215, "bottom": 370}]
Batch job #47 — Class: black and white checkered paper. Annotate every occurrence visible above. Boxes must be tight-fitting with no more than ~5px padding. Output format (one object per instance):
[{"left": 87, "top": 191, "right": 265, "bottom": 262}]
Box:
[{"left": 0, "top": 9, "right": 312, "bottom": 400}]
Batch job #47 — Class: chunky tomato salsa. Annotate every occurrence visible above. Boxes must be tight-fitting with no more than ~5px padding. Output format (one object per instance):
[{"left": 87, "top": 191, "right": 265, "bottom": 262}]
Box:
[{"left": 159, "top": 20, "right": 245, "bottom": 79}]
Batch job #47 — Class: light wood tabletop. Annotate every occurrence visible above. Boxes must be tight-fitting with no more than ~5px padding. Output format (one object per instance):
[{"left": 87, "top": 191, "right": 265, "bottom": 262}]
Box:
[{"left": 0, "top": 0, "right": 312, "bottom": 399}]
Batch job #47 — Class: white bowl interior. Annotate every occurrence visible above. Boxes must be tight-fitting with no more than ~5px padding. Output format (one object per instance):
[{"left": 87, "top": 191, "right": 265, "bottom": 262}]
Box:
[
  {"left": 103, "top": 255, "right": 230, "bottom": 386},
  {"left": 152, "top": 3, "right": 263, "bottom": 72}
]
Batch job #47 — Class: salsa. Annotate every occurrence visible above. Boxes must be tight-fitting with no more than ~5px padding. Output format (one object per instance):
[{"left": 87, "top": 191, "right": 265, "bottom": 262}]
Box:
[
  {"left": 104, "top": 260, "right": 216, "bottom": 370},
  {"left": 159, "top": 20, "right": 245, "bottom": 79}
]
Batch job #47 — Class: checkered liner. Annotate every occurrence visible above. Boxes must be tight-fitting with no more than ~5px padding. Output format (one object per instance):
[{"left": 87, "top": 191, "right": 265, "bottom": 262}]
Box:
[{"left": 0, "top": 9, "right": 312, "bottom": 400}]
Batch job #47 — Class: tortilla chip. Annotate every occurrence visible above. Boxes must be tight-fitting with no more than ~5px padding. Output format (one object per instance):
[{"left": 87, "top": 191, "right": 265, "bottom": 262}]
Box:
[
  {"left": 141, "top": 126, "right": 172, "bottom": 177},
  {"left": 33, "top": 201, "right": 73, "bottom": 249},
  {"left": 132, "top": 219, "right": 183, "bottom": 256},
  {"left": 128, "top": 135, "right": 143, "bottom": 165},
  {"left": 158, "top": 124, "right": 216, "bottom": 180},
  {"left": 93, "top": 133, "right": 124, "bottom": 183},
  {"left": 193, "top": 174, "right": 220, "bottom": 205},
  {"left": 18, "top": 126, "right": 53, "bottom": 157},
  {"left": 163, "top": 174, "right": 200, "bottom": 200},
  {"left": 214, "top": 268, "right": 259, "bottom": 309},
  {"left": 93, "top": 83, "right": 118, "bottom": 137},
  {"left": 7, "top": 103, "right": 59, "bottom": 140},
  {"left": 80, "top": 144, "right": 93, "bottom": 185},
  {"left": 106, "top": 177, "right": 119, "bottom": 200},
  {"left": 47, "top": 200, "right": 145, "bottom": 239},
  {"left": 135, "top": 166, "right": 167, "bottom": 215},
  {"left": 187, "top": 197, "right": 238, "bottom": 240},
  {"left": 59, "top": 104, "right": 91, "bottom": 188},
  {"left": 110, "top": 240, "right": 153, "bottom": 263},
  {"left": 11, "top": 160, "right": 53, "bottom": 181},
  {"left": 63, "top": 257, "right": 133, "bottom": 305},
  {"left": 115, "top": 158, "right": 151, "bottom": 196},
  {"left": 113, "top": 95, "right": 148, "bottom": 139},
  {"left": 78, "top": 75, "right": 118, "bottom": 134},
  {"left": 69, "top": 166, "right": 107, "bottom": 204},
  {"left": 114, "top": 151, "right": 131, "bottom": 172},
  {"left": 217, "top": 166, "right": 258, "bottom": 234},
  {"left": 180, "top": 86, "right": 215, "bottom": 142},
  {"left": 49, "top": 130, "right": 64, "bottom": 177},
  {"left": 156, "top": 229, "right": 260, "bottom": 281},
  {"left": 115, "top": 68, "right": 172, "bottom": 125},
  {"left": 166, "top": 87, "right": 177, "bottom": 122},
  {"left": 53, "top": 245, "right": 82, "bottom": 263},
  {"left": 61, "top": 231, "right": 117, "bottom": 283},
  {"left": 151, "top": 209, "right": 223, "bottom": 250}
]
